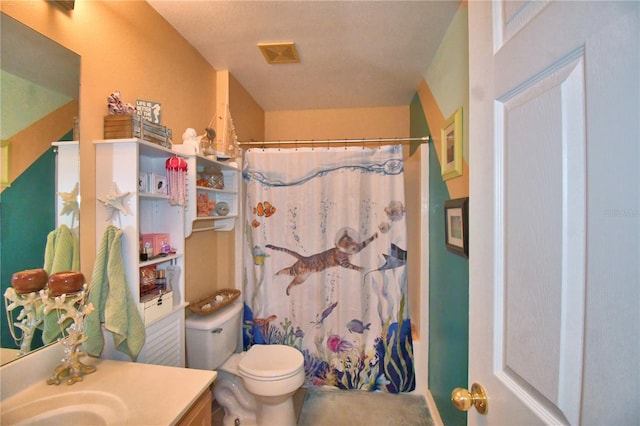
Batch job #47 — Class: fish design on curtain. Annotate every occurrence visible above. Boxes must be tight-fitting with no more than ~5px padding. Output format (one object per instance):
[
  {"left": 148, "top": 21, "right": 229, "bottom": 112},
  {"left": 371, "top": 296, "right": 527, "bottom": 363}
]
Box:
[{"left": 243, "top": 145, "right": 415, "bottom": 393}]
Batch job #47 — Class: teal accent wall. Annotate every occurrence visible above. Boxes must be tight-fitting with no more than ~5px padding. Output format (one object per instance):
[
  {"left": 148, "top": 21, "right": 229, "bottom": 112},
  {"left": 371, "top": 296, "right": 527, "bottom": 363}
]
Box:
[
  {"left": 0, "top": 126, "right": 71, "bottom": 350},
  {"left": 411, "top": 94, "right": 468, "bottom": 426}
]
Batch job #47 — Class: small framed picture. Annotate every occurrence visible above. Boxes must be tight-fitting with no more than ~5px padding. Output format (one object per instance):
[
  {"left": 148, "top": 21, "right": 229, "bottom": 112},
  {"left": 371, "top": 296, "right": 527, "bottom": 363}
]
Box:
[
  {"left": 152, "top": 174, "right": 167, "bottom": 195},
  {"left": 444, "top": 197, "right": 469, "bottom": 257},
  {"left": 0, "top": 139, "right": 10, "bottom": 188},
  {"left": 441, "top": 107, "right": 463, "bottom": 180},
  {"left": 52, "top": 1, "right": 75, "bottom": 10},
  {"left": 138, "top": 173, "right": 148, "bottom": 192}
]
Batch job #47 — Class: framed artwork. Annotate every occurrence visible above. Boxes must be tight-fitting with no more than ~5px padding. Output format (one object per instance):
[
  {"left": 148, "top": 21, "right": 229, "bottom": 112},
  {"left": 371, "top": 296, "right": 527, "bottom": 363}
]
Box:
[
  {"left": 0, "top": 140, "right": 10, "bottom": 188},
  {"left": 444, "top": 197, "right": 469, "bottom": 257},
  {"left": 441, "top": 107, "right": 463, "bottom": 180},
  {"left": 138, "top": 173, "right": 148, "bottom": 193},
  {"left": 51, "top": 1, "right": 75, "bottom": 10},
  {"left": 152, "top": 174, "right": 168, "bottom": 195}
]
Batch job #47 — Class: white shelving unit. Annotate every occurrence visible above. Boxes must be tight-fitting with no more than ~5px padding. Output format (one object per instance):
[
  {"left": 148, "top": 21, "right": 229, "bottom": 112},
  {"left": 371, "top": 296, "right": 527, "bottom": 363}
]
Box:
[
  {"left": 94, "top": 138, "right": 187, "bottom": 367},
  {"left": 184, "top": 153, "right": 240, "bottom": 236},
  {"left": 52, "top": 141, "right": 79, "bottom": 230}
]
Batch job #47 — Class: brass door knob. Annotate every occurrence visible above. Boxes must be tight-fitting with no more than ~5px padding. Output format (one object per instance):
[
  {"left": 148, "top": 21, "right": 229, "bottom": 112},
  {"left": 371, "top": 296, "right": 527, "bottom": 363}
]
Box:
[{"left": 451, "top": 383, "right": 488, "bottom": 414}]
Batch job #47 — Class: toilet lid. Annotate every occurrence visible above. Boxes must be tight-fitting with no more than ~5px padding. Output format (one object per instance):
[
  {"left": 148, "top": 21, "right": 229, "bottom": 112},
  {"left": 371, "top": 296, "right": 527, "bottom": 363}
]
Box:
[{"left": 238, "top": 344, "right": 304, "bottom": 380}]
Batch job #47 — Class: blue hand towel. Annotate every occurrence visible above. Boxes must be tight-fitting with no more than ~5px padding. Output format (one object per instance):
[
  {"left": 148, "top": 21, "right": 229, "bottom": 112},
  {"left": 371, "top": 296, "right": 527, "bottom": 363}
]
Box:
[{"left": 84, "top": 225, "right": 145, "bottom": 361}]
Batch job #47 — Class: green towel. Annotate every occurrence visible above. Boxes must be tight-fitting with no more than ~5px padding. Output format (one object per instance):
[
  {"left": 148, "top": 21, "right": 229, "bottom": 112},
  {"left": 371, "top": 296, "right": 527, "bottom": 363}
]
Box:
[
  {"left": 41, "top": 224, "right": 80, "bottom": 344},
  {"left": 84, "top": 225, "right": 145, "bottom": 361},
  {"left": 43, "top": 224, "right": 80, "bottom": 274}
]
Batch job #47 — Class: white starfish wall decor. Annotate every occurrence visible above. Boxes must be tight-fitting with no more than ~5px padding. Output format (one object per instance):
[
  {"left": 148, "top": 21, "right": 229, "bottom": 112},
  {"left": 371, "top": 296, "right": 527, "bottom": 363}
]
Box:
[
  {"left": 57, "top": 182, "right": 80, "bottom": 217},
  {"left": 97, "top": 182, "right": 131, "bottom": 221}
]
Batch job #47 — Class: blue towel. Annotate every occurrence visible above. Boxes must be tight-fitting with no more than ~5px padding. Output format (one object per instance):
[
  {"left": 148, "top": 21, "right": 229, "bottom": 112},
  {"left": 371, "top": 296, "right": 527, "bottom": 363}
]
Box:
[{"left": 84, "top": 225, "right": 145, "bottom": 361}]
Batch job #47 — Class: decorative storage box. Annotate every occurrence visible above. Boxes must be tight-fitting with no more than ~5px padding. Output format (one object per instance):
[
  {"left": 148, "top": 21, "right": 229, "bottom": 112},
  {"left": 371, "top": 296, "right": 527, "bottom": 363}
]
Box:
[
  {"left": 142, "top": 291, "right": 173, "bottom": 325},
  {"left": 103, "top": 115, "right": 172, "bottom": 149},
  {"left": 103, "top": 114, "right": 140, "bottom": 139},
  {"left": 141, "top": 233, "right": 170, "bottom": 256}
]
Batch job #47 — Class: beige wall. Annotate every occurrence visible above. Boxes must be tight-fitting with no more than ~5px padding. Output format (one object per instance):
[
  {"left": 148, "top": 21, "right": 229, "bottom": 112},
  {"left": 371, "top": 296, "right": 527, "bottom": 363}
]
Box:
[
  {"left": 185, "top": 73, "right": 265, "bottom": 303},
  {"left": 1, "top": 1, "right": 217, "bottom": 282},
  {"left": 230, "top": 74, "right": 265, "bottom": 143},
  {"left": 266, "top": 106, "right": 408, "bottom": 141}
]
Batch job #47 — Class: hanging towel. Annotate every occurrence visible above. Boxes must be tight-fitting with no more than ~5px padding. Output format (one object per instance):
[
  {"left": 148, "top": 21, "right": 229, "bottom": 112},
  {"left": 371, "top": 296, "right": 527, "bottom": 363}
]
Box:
[
  {"left": 84, "top": 225, "right": 145, "bottom": 361},
  {"left": 41, "top": 224, "right": 81, "bottom": 344},
  {"left": 43, "top": 224, "right": 80, "bottom": 274}
]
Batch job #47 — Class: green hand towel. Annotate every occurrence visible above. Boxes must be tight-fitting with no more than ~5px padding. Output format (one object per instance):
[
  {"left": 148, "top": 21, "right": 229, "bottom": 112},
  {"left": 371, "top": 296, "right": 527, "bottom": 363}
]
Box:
[
  {"left": 84, "top": 225, "right": 145, "bottom": 361},
  {"left": 43, "top": 224, "right": 79, "bottom": 275},
  {"left": 42, "top": 224, "right": 81, "bottom": 344}
]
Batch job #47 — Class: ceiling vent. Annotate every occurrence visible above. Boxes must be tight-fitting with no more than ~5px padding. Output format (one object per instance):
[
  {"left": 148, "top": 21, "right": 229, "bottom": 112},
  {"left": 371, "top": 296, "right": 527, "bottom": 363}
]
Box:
[{"left": 258, "top": 42, "right": 300, "bottom": 64}]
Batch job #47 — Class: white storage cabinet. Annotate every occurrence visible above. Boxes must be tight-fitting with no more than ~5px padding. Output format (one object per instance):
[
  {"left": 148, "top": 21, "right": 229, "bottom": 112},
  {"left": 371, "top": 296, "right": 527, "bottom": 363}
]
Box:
[
  {"left": 184, "top": 153, "right": 239, "bottom": 236},
  {"left": 94, "top": 138, "right": 187, "bottom": 367}
]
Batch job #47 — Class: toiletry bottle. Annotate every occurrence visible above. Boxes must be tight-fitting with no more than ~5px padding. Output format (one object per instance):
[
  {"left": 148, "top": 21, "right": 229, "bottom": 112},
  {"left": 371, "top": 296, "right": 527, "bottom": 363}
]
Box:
[
  {"left": 145, "top": 242, "right": 153, "bottom": 258},
  {"left": 156, "top": 269, "right": 166, "bottom": 292},
  {"left": 161, "top": 238, "right": 171, "bottom": 254},
  {"left": 140, "top": 236, "right": 148, "bottom": 261}
]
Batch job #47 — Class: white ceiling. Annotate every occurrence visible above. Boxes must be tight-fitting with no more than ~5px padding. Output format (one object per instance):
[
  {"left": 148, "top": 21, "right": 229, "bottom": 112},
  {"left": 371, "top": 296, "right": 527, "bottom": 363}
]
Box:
[{"left": 147, "top": 0, "right": 460, "bottom": 112}]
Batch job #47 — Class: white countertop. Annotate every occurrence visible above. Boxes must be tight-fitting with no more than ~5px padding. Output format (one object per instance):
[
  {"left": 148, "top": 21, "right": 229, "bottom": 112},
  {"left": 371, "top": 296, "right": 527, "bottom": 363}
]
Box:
[
  {"left": 0, "top": 348, "right": 21, "bottom": 365},
  {"left": 0, "top": 343, "right": 216, "bottom": 425}
]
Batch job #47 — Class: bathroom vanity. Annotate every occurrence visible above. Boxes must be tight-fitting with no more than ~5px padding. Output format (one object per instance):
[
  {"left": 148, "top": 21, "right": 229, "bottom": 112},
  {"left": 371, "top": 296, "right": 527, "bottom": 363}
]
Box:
[{"left": 0, "top": 342, "right": 216, "bottom": 425}]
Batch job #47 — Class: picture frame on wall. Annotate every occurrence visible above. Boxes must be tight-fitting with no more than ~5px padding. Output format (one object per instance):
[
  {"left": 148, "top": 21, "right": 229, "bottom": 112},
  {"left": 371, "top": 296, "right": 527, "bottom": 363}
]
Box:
[
  {"left": 444, "top": 197, "right": 469, "bottom": 257},
  {"left": 440, "top": 107, "right": 463, "bottom": 180},
  {"left": 51, "top": 1, "right": 75, "bottom": 10},
  {"left": 0, "top": 140, "right": 10, "bottom": 188}
]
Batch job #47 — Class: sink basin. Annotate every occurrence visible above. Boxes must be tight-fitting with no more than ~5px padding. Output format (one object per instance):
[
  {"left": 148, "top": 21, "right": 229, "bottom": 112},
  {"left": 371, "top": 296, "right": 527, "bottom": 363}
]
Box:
[
  {"left": 1, "top": 390, "right": 128, "bottom": 425},
  {"left": 1, "top": 343, "right": 215, "bottom": 425}
]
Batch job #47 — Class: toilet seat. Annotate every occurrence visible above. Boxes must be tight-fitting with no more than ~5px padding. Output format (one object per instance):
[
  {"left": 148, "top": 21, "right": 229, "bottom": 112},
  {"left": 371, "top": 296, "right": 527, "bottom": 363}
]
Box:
[
  {"left": 238, "top": 344, "right": 304, "bottom": 381},
  {"left": 220, "top": 352, "right": 245, "bottom": 375}
]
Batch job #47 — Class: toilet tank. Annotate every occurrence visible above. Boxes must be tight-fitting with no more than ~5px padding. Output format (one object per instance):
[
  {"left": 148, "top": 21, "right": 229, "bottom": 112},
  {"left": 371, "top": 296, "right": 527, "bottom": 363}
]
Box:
[{"left": 185, "top": 299, "right": 243, "bottom": 370}]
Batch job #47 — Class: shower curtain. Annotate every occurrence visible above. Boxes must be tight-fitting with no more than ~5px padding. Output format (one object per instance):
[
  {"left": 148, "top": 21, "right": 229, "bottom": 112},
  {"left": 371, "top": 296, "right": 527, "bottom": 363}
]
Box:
[{"left": 242, "top": 145, "right": 414, "bottom": 393}]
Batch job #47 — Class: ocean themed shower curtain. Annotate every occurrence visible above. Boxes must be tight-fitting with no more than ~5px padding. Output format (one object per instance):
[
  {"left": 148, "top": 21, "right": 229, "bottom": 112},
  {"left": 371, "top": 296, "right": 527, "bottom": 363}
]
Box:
[{"left": 242, "top": 145, "right": 414, "bottom": 393}]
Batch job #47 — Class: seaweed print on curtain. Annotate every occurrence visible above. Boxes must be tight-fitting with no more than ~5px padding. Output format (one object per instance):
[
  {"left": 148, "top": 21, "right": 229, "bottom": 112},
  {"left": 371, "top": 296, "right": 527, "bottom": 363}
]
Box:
[{"left": 243, "top": 145, "right": 414, "bottom": 393}]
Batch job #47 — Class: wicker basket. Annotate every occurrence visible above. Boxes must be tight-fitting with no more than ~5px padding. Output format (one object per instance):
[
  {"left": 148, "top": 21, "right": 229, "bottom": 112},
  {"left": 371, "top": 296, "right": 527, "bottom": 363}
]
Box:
[{"left": 188, "top": 288, "right": 241, "bottom": 315}]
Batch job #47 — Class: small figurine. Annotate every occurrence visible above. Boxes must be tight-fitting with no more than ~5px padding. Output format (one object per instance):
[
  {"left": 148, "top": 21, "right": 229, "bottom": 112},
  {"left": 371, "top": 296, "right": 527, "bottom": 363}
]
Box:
[
  {"left": 182, "top": 128, "right": 201, "bottom": 155},
  {"left": 107, "top": 90, "right": 136, "bottom": 115}
]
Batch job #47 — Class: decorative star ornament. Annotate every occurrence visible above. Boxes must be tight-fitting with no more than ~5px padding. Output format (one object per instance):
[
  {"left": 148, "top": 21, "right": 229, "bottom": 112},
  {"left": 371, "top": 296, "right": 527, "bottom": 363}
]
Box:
[
  {"left": 97, "top": 182, "right": 131, "bottom": 221},
  {"left": 57, "top": 182, "right": 80, "bottom": 217}
]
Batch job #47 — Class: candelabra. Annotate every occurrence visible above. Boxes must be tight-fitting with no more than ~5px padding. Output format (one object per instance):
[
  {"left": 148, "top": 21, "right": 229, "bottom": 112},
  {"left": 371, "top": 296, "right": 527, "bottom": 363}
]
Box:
[{"left": 3, "top": 288, "right": 44, "bottom": 355}]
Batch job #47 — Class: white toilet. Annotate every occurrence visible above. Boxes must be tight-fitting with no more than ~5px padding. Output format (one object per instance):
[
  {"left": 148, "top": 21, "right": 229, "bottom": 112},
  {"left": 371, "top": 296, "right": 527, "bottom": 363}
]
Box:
[{"left": 185, "top": 300, "right": 305, "bottom": 426}]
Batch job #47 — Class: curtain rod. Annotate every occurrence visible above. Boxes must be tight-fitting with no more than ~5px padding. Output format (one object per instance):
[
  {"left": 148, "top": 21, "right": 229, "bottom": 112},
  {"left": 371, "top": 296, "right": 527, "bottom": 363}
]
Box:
[{"left": 237, "top": 136, "right": 430, "bottom": 147}]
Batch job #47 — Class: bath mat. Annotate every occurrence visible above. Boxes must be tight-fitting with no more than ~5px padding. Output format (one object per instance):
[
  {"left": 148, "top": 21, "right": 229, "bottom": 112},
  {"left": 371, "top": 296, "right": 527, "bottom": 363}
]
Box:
[{"left": 298, "top": 387, "right": 435, "bottom": 426}]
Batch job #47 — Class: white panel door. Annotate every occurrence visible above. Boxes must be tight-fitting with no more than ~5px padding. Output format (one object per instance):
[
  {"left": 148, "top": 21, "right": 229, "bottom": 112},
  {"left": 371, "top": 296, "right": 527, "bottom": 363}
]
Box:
[{"left": 467, "top": 1, "right": 639, "bottom": 425}]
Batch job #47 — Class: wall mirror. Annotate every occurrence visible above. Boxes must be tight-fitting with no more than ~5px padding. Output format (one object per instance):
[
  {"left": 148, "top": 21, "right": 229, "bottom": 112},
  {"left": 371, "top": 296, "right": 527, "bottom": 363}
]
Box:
[{"left": 1, "top": 12, "right": 81, "bottom": 365}]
